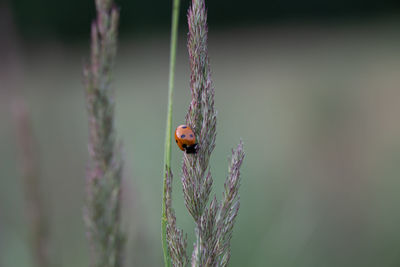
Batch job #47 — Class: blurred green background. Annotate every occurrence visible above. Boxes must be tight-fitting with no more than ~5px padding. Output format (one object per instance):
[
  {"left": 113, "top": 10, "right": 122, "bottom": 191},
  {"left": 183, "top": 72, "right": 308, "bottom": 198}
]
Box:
[{"left": 1, "top": 0, "right": 400, "bottom": 266}]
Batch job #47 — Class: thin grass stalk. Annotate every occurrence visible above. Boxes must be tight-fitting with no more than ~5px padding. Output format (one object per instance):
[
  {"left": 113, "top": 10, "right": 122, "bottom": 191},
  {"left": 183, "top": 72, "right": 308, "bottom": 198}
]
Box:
[
  {"left": 83, "top": 0, "right": 124, "bottom": 266},
  {"left": 14, "top": 101, "right": 50, "bottom": 267},
  {"left": 162, "top": 0, "right": 182, "bottom": 266}
]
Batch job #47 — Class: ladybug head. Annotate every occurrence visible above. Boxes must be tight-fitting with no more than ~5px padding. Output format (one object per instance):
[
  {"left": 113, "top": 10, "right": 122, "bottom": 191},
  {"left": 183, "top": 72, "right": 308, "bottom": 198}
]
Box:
[{"left": 183, "top": 143, "right": 197, "bottom": 154}]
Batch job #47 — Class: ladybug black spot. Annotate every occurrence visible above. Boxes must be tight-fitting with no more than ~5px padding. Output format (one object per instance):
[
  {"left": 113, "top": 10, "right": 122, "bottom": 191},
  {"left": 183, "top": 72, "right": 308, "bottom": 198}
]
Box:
[
  {"left": 182, "top": 126, "right": 187, "bottom": 129},
  {"left": 181, "top": 134, "right": 186, "bottom": 138},
  {"left": 190, "top": 134, "right": 193, "bottom": 137}
]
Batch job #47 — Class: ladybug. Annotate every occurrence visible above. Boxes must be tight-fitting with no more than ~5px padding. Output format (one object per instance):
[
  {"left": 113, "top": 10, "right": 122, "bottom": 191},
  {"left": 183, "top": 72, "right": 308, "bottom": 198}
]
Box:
[{"left": 175, "top": 124, "right": 197, "bottom": 154}]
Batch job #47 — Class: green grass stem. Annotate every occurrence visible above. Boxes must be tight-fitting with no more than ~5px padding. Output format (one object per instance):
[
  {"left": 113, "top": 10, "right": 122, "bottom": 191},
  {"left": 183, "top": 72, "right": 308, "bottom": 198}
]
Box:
[{"left": 162, "top": 0, "right": 181, "bottom": 266}]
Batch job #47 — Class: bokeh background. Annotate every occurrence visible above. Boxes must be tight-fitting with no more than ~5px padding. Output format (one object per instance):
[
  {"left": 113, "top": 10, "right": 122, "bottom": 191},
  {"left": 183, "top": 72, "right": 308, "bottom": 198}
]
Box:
[{"left": 1, "top": 0, "right": 400, "bottom": 266}]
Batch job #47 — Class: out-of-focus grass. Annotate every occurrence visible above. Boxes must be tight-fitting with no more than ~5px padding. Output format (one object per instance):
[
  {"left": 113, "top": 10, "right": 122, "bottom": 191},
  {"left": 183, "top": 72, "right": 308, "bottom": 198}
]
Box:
[{"left": 1, "top": 20, "right": 400, "bottom": 266}]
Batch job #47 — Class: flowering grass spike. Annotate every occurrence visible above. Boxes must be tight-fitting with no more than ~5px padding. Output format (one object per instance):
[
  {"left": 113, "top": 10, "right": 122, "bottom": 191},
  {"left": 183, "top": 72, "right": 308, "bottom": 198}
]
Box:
[
  {"left": 164, "top": 0, "right": 245, "bottom": 266},
  {"left": 83, "top": 0, "right": 124, "bottom": 266}
]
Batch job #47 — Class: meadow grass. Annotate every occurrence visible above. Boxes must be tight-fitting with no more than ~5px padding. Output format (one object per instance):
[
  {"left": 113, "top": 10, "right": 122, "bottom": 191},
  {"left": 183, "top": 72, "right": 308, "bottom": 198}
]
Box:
[
  {"left": 163, "top": 0, "right": 245, "bottom": 266},
  {"left": 4, "top": 2, "right": 399, "bottom": 267},
  {"left": 83, "top": 0, "right": 124, "bottom": 266},
  {"left": 162, "top": 0, "right": 182, "bottom": 265},
  {"left": 14, "top": 101, "right": 50, "bottom": 267}
]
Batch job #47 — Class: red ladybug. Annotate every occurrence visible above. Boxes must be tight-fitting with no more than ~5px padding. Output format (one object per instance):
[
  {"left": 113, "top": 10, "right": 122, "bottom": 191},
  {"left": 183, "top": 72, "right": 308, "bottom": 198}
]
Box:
[{"left": 175, "top": 125, "right": 197, "bottom": 154}]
